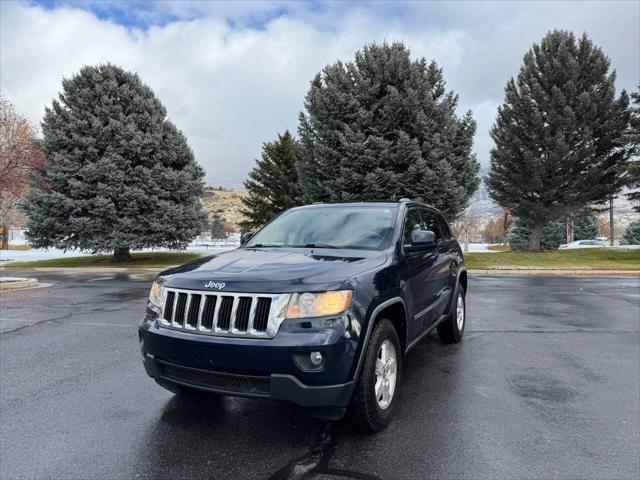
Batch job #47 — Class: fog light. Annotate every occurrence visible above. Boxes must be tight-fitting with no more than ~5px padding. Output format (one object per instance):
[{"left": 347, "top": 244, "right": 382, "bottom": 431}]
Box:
[{"left": 310, "top": 351, "right": 323, "bottom": 366}]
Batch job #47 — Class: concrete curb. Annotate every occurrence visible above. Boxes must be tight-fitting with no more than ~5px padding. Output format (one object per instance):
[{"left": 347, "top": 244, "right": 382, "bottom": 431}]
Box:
[
  {"left": 469, "top": 269, "right": 640, "bottom": 276},
  {"left": 0, "top": 277, "right": 39, "bottom": 291}
]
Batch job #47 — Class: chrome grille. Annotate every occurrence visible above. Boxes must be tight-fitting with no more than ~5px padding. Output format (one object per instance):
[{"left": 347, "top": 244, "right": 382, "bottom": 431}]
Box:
[{"left": 159, "top": 288, "right": 288, "bottom": 338}]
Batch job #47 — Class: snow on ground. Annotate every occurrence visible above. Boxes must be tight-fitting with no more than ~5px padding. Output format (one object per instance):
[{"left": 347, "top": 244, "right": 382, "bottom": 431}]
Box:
[
  {"left": 0, "top": 242, "right": 501, "bottom": 264},
  {"left": 0, "top": 244, "right": 237, "bottom": 264},
  {"left": 463, "top": 243, "right": 499, "bottom": 253}
]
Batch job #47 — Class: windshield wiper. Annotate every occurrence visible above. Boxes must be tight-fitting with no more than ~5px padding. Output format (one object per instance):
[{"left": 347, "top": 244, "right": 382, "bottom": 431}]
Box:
[
  {"left": 291, "top": 243, "right": 340, "bottom": 249},
  {"left": 248, "top": 243, "right": 282, "bottom": 248}
]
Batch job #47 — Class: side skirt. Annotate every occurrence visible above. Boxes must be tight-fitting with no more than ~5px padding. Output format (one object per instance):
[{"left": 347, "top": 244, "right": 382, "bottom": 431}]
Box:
[
  {"left": 405, "top": 280, "right": 460, "bottom": 353},
  {"left": 405, "top": 312, "right": 448, "bottom": 353}
]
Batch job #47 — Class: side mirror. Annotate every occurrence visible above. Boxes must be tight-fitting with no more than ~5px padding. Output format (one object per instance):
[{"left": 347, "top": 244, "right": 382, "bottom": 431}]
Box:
[
  {"left": 408, "top": 230, "right": 436, "bottom": 250},
  {"left": 240, "top": 232, "right": 254, "bottom": 245}
]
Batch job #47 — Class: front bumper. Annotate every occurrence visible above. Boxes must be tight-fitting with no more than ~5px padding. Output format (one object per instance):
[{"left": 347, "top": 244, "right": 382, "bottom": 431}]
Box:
[
  {"left": 139, "top": 306, "right": 363, "bottom": 409},
  {"left": 141, "top": 355, "right": 354, "bottom": 408}
]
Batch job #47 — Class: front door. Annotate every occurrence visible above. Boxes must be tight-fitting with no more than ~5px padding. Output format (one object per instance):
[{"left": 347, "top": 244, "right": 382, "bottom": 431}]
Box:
[
  {"left": 402, "top": 208, "right": 441, "bottom": 340},
  {"left": 420, "top": 209, "right": 453, "bottom": 321}
]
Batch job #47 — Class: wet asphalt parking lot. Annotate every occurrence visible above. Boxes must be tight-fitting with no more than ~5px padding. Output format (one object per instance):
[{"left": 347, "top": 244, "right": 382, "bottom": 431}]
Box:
[{"left": 0, "top": 272, "right": 638, "bottom": 480}]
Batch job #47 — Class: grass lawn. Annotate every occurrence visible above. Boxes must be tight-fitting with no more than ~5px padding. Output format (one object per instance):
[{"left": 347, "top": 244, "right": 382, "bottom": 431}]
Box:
[
  {"left": 465, "top": 248, "right": 640, "bottom": 271},
  {"left": 3, "top": 248, "right": 639, "bottom": 271},
  {"left": 3, "top": 252, "right": 203, "bottom": 269}
]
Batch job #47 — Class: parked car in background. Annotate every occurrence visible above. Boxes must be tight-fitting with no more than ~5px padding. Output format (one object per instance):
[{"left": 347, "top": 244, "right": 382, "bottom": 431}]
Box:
[{"left": 558, "top": 240, "right": 608, "bottom": 250}]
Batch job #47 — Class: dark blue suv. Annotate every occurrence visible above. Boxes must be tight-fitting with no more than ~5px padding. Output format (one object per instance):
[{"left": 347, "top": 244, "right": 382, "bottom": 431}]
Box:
[{"left": 139, "top": 200, "right": 467, "bottom": 431}]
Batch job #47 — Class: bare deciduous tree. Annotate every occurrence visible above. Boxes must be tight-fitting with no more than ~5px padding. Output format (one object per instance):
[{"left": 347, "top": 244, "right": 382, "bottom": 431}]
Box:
[
  {"left": 0, "top": 97, "right": 47, "bottom": 236},
  {"left": 451, "top": 204, "right": 482, "bottom": 252}
]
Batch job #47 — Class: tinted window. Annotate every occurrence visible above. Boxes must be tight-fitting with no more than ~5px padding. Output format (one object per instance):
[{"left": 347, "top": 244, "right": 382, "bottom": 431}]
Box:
[
  {"left": 437, "top": 215, "right": 453, "bottom": 240},
  {"left": 420, "top": 209, "right": 443, "bottom": 243},
  {"left": 245, "top": 206, "right": 397, "bottom": 250},
  {"left": 403, "top": 208, "right": 424, "bottom": 246}
]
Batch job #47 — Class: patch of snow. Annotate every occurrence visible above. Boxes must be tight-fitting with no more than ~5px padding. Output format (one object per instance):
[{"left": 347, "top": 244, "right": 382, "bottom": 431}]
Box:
[
  {"left": 463, "top": 243, "right": 500, "bottom": 253},
  {"left": 0, "top": 243, "right": 239, "bottom": 264}
]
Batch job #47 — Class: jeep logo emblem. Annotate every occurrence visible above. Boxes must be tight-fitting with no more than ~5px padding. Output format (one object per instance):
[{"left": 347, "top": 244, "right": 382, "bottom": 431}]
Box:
[{"left": 204, "top": 281, "right": 225, "bottom": 290}]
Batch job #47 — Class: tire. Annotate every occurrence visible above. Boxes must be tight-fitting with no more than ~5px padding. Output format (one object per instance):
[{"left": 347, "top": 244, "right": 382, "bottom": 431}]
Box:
[
  {"left": 437, "top": 285, "right": 466, "bottom": 344},
  {"left": 350, "top": 319, "right": 402, "bottom": 432}
]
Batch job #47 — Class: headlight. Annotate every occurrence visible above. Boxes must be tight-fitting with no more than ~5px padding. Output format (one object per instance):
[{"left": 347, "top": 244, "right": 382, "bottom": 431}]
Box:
[
  {"left": 285, "top": 290, "right": 353, "bottom": 319},
  {"left": 148, "top": 282, "right": 165, "bottom": 309}
]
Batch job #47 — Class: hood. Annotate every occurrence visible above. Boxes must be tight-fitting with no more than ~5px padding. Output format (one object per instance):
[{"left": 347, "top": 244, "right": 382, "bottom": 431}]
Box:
[{"left": 158, "top": 247, "right": 388, "bottom": 293}]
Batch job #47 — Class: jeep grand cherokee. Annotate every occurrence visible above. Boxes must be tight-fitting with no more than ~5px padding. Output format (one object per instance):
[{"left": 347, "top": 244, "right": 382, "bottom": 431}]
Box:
[{"left": 139, "top": 200, "right": 467, "bottom": 431}]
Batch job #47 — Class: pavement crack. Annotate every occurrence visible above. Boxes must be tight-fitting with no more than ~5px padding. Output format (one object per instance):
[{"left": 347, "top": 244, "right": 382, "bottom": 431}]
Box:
[
  {"left": 266, "top": 422, "right": 380, "bottom": 480},
  {"left": 0, "top": 314, "right": 69, "bottom": 334}
]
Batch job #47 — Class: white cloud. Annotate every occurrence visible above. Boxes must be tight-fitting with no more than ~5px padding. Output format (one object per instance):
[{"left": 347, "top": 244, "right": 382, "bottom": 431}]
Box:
[{"left": 1, "top": 1, "right": 638, "bottom": 188}]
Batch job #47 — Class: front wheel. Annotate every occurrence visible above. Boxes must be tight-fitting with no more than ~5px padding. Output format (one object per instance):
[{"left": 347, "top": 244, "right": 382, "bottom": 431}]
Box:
[
  {"left": 350, "top": 319, "right": 402, "bottom": 432},
  {"left": 437, "top": 286, "right": 466, "bottom": 344}
]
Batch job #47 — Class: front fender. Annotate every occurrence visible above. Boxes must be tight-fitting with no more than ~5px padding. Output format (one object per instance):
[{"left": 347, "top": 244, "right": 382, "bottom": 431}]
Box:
[{"left": 349, "top": 296, "right": 407, "bottom": 382}]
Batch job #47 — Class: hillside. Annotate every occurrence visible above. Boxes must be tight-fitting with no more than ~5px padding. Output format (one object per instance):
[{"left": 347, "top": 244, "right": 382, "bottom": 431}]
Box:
[{"left": 201, "top": 188, "right": 248, "bottom": 231}]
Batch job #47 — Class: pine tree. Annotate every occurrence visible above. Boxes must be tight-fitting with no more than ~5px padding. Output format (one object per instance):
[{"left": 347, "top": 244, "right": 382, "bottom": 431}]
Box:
[
  {"left": 621, "top": 221, "right": 640, "bottom": 245},
  {"left": 572, "top": 209, "right": 599, "bottom": 240},
  {"left": 210, "top": 216, "right": 225, "bottom": 239},
  {"left": 487, "top": 31, "right": 630, "bottom": 251},
  {"left": 506, "top": 219, "right": 531, "bottom": 251},
  {"left": 298, "top": 42, "right": 479, "bottom": 220},
  {"left": 23, "top": 64, "right": 207, "bottom": 261},
  {"left": 240, "top": 130, "right": 303, "bottom": 230},
  {"left": 508, "top": 218, "right": 565, "bottom": 251},
  {"left": 625, "top": 87, "right": 640, "bottom": 211}
]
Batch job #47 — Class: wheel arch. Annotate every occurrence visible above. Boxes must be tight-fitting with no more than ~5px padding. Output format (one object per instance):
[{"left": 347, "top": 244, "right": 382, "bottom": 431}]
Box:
[
  {"left": 446, "top": 267, "right": 468, "bottom": 317},
  {"left": 459, "top": 268, "right": 468, "bottom": 293},
  {"left": 352, "top": 297, "right": 407, "bottom": 381}
]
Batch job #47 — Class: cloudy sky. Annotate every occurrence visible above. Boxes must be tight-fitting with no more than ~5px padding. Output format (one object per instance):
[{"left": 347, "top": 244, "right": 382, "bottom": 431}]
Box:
[{"left": 1, "top": 1, "right": 638, "bottom": 188}]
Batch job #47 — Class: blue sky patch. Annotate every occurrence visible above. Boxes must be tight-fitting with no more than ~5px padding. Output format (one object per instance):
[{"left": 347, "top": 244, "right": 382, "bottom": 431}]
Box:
[{"left": 30, "top": 0, "right": 191, "bottom": 29}]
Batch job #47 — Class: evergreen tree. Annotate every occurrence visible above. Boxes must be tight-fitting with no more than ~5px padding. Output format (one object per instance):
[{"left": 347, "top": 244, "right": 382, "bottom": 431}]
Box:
[
  {"left": 24, "top": 64, "right": 207, "bottom": 261},
  {"left": 625, "top": 87, "right": 640, "bottom": 211},
  {"left": 210, "top": 216, "right": 225, "bottom": 239},
  {"left": 508, "top": 218, "right": 566, "bottom": 251},
  {"left": 487, "top": 31, "right": 630, "bottom": 251},
  {"left": 621, "top": 221, "right": 640, "bottom": 245},
  {"left": 298, "top": 42, "right": 479, "bottom": 219},
  {"left": 509, "top": 217, "right": 566, "bottom": 251},
  {"left": 572, "top": 209, "right": 599, "bottom": 240},
  {"left": 506, "top": 220, "right": 531, "bottom": 251},
  {"left": 240, "top": 130, "right": 303, "bottom": 230},
  {"left": 509, "top": 209, "right": 598, "bottom": 250}
]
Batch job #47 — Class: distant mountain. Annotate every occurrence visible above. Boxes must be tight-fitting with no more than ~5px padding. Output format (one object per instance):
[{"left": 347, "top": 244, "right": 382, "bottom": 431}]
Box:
[{"left": 201, "top": 188, "right": 248, "bottom": 231}]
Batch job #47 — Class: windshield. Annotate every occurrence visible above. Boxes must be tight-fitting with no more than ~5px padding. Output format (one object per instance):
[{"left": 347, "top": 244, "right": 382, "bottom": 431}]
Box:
[{"left": 245, "top": 206, "right": 398, "bottom": 250}]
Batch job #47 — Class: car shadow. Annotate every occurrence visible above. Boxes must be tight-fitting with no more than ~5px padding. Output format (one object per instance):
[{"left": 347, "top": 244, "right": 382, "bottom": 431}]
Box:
[
  {"left": 134, "top": 391, "right": 326, "bottom": 478},
  {"left": 134, "top": 332, "right": 466, "bottom": 479}
]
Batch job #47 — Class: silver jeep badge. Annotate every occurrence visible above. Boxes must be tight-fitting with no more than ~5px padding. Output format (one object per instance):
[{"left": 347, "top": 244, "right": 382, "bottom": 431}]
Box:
[{"left": 204, "top": 281, "right": 225, "bottom": 290}]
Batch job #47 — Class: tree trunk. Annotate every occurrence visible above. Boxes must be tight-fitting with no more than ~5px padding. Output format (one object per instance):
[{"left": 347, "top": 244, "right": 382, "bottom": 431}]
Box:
[
  {"left": 464, "top": 227, "right": 469, "bottom": 253},
  {"left": 609, "top": 196, "right": 614, "bottom": 246},
  {"left": 529, "top": 222, "right": 543, "bottom": 252},
  {"left": 0, "top": 225, "right": 8, "bottom": 250},
  {"left": 112, "top": 247, "right": 131, "bottom": 262},
  {"left": 566, "top": 218, "right": 574, "bottom": 244}
]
